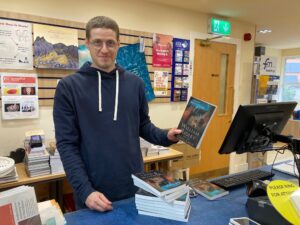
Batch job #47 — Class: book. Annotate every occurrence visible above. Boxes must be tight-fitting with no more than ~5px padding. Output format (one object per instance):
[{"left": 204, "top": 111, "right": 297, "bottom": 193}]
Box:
[
  {"left": 0, "top": 186, "right": 42, "bottom": 225},
  {"left": 138, "top": 203, "right": 191, "bottom": 222},
  {"left": 177, "top": 96, "right": 216, "bottom": 149},
  {"left": 191, "top": 179, "right": 229, "bottom": 200},
  {"left": 135, "top": 189, "right": 190, "bottom": 216},
  {"left": 38, "top": 199, "right": 66, "bottom": 225},
  {"left": 132, "top": 171, "right": 187, "bottom": 198}
]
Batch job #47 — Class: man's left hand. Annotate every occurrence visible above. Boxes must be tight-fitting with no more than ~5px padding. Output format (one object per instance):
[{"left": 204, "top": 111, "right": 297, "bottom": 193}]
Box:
[{"left": 167, "top": 128, "right": 182, "bottom": 142}]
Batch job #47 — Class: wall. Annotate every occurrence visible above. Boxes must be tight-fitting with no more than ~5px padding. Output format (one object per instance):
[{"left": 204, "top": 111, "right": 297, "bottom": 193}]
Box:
[
  {"left": 265, "top": 48, "right": 282, "bottom": 76},
  {"left": 0, "top": 0, "right": 256, "bottom": 175},
  {"left": 282, "top": 48, "right": 300, "bottom": 57}
]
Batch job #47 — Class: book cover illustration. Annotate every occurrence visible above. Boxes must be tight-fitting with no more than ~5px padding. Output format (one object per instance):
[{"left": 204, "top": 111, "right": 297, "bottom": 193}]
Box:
[
  {"left": 132, "top": 171, "right": 186, "bottom": 196},
  {"left": 177, "top": 97, "right": 216, "bottom": 149},
  {"left": 191, "top": 180, "right": 229, "bottom": 200}
]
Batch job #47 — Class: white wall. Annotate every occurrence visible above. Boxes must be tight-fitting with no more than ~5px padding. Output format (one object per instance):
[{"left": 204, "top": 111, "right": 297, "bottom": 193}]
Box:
[{"left": 0, "top": 0, "right": 256, "bottom": 173}]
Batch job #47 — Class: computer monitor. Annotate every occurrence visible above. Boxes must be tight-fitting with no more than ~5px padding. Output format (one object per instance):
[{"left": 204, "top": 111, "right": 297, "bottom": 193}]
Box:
[{"left": 219, "top": 102, "right": 297, "bottom": 154}]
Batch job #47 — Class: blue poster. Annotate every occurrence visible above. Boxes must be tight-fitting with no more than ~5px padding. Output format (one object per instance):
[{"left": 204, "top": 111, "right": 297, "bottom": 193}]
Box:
[{"left": 116, "top": 43, "right": 155, "bottom": 102}]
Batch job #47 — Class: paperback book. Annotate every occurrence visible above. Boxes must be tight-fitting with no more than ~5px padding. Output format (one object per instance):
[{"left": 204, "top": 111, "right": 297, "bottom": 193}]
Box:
[
  {"left": 177, "top": 96, "right": 216, "bottom": 149},
  {"left": 132, "top": 171, "right": 187, "bottom": 198},
  {"left": 135, "top": 189, "right": 190, "bottom": 216},
  {"left": 191, "top": 179, "right": 229, "bottom": 200}
]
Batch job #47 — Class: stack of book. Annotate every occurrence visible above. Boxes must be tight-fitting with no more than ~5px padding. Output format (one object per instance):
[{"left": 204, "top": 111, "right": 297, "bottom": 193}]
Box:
[
  {"left": 48, "top": 149, "right": 65, "bottom": 175},
  {"left": 132, "top": 171, "right": 191, "bottom": 222},
  {"left": 0, "top": 185, "right": 42, "bottom": 225},
  {"left": 25, "top": 145, "right": 50, "bottom": 177},
  {"left": 0, "top": 157, "right": 18, "bottom": 184}
]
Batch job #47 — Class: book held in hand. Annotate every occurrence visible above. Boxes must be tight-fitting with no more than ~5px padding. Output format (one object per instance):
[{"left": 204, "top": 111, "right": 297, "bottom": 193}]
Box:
[
  {"left": 177, "top": 96, "right": 216, "bottom": 149},
  {"left": 191, "top": 179, "right": 229, "bottom": 200}
]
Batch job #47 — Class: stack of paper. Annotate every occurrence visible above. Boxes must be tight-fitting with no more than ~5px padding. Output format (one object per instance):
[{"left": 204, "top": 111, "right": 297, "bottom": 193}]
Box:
[{"left": 0, "top": 157, "right": 18, "bottom": 183}]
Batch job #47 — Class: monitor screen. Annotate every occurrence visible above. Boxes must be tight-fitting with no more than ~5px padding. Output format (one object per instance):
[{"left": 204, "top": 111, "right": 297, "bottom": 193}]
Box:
[{"left": 219, "top": 102, "right": 297, "bottom": 154}]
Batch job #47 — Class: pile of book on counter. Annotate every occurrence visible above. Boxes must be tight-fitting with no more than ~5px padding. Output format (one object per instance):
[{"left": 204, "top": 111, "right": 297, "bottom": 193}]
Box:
[
  {"left": 0, "top": 156, "right": 18, "bottom": 183},
  {"left": 24, "top": 144, "right": 50, "bottom": 177},
  {"left": 132, "top": 170, "right": 191, "bottom": 222},
  {"left": 140, "top": 138, "right": 170, "bottom": 157},
  {"left": 24, "top": 130, "right": 51, "bottom": 177},
  {"left": 47, "top": 143, "right": 65, "bottom": 175},
  {"left": 0, "top": 185, "right": 66, "bottom": 225}
]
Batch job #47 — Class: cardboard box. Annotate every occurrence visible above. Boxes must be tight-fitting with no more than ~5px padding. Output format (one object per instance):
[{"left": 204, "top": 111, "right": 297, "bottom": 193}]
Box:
[{"left": 170, "top": 142, "right": 201, "bottom": 170}]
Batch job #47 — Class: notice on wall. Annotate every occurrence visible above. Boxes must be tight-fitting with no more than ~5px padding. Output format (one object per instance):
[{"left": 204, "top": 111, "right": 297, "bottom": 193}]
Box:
[
  {"left": 154, "top": 71, "right": 168, "bottom": 96},
  {"left": 1, "top": 73, "right": 39, "bottom": 120},
  {"left": 0, "top": 19, "right": 33, "bottom": 70},
  {"left": 152, "top": 33, "right": 173, "bottom": 68},
  {"left": 260, "top": 56, "right": 277, "bottom": 75}
]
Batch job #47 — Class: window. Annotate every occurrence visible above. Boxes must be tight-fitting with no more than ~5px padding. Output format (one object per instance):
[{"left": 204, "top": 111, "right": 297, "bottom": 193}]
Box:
[{"left": 282, "top": 57, "right": 300, "bottom": 107}]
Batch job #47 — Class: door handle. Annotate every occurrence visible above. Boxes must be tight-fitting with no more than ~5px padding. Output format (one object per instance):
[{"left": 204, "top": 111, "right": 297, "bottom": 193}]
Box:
[{"left": 211, "top": 74, "right": 219, "bottom": 77}]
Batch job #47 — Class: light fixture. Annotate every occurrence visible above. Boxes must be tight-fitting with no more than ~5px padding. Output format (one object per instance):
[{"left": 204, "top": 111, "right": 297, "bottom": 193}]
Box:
[{"left": 257, "top": 29, "right": 272, "bottom": 34}]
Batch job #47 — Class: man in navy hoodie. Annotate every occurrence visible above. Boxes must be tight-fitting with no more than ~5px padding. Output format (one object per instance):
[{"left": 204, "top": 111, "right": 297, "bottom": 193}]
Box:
[{"left": 53, "top": 16, "right": 181, "bottom": 212}]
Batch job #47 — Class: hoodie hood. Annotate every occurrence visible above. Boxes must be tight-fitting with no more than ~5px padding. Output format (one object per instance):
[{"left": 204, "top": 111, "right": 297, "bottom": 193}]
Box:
[
  {"left": 79, "top": 61, "right": 121, "bottom": 121},
  {"left": 78, "top": 61, "right": 125, "bottom": 78}
]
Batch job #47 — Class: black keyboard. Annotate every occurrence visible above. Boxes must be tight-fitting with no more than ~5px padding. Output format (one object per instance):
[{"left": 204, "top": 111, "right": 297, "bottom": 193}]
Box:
[{"left": 210, "top": 169, "right": 274, "bottom": 189}]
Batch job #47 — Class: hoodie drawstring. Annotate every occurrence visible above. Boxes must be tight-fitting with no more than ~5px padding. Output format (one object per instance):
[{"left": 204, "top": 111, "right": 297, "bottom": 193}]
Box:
[
  {"left": 98, "top": 71, "right": 102, "bottom": 112},
  {"left": 114, "top": 70, "right": 119, "bottom": 121},
  {"left": 97, "top": 70, "right": 119, "bottom": 121}
]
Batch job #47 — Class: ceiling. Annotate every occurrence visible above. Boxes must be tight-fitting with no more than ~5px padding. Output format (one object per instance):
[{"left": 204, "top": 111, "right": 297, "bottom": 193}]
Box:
[{"left": 145, "top": 0, "right": 300, "bottom": 49}]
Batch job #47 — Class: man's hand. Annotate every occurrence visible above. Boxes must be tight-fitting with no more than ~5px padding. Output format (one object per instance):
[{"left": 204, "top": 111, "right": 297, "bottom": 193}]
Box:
[
  {"left": 85, "top": 191, "right": 113, "bottom": 212},
  {"left": 167, "top": 128, "right": 182, "bottom": 142}
]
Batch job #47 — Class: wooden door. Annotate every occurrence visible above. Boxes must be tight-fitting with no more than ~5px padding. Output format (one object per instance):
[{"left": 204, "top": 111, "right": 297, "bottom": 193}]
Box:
[{"left": 191, "top": 40, "right": 236, "bottom": 176}]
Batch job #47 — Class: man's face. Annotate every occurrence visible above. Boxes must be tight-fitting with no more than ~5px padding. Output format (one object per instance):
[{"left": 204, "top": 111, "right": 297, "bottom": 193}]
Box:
[{"left": 86, "top": 28, "right": 120, "bottom": 72}]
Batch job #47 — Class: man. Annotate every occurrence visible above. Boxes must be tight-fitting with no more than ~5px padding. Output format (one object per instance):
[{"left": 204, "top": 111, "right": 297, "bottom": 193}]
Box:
[{"left": 53, "top": 16, "right": 181, "bottom": 212}]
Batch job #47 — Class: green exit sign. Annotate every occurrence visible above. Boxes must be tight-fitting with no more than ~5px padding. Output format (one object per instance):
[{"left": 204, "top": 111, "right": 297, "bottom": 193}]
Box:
[{"left": 209, "top": 18, "right": 231, "bottom": 36}]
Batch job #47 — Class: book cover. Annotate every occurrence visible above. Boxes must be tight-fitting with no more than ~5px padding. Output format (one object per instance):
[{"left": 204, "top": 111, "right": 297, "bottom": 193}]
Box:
[
  {"left": 177, "top": 97, "right": 216, "bottom": 149},
  {"left": 132, "top": 171, "right": 186, "bottom": 197},
  {"left": 191, "top": 180, "right": 229, "bottom": 200}
]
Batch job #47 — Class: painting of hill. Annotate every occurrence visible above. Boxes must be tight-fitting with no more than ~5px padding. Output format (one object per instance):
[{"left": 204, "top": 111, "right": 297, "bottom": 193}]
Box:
[{"left": 33, "top": 24, "right": 79, "bottom": 69}]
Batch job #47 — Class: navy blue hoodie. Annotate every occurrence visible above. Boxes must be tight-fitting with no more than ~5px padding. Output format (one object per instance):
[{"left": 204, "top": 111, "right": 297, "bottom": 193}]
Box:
[{"left": 53, "top": 62, "right": 174, "bottom": 208}]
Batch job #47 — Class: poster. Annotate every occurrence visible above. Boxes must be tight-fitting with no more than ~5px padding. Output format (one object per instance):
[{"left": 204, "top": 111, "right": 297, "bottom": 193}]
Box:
[
  {"left": 78, "top": 44, "right": 92, "bottom": 68},
  {"left": 260, "top": 56, "right": 277, "bottom": 75},
  {"left": 154, "top": 71, "right": 168, "bottom": 96},
  {"left": 33, "top": 24, "right": 78, "bottom": 69},
  {"left": 116, "top": 43, "right": 155, "bottom": 102},
  {"left": 257, "top": 74, "right": 280, "bottom": 103},
  {"left": 152, "top": 33, "right": 173, "bottom": 68},
  {"left": 0, "top": 19, "right": 33, "bottom": 70},
  {"left": 1, "top": 73, "right": 39, "bottom": 120}
]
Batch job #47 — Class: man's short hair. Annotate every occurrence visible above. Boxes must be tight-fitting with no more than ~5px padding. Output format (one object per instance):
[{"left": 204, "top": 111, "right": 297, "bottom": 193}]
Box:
[{"left": 86, "top": 16, "right": 120, "bottom": 40}]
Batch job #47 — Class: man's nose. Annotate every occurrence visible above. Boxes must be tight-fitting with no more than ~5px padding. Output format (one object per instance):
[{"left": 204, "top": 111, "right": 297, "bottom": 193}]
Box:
[{"left": 100, "top": 43, "right": 109, "bottom": 53}]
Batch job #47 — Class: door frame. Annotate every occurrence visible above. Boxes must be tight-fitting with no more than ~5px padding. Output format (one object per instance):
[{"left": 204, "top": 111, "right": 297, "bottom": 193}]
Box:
[{"left": 189, "top": 32, "right": 243, "bottom": 174}]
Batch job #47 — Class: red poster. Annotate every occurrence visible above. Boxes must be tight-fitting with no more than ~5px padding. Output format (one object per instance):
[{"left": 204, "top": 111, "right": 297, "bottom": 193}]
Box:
[{"left": 152, "top": 33, "right": 173, "bottom": 68}]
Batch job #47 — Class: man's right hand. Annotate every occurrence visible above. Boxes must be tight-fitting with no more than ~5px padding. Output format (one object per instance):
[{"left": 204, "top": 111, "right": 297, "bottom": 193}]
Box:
[{"left": 85, "top": 191, "right": 113, "bottom": 212}]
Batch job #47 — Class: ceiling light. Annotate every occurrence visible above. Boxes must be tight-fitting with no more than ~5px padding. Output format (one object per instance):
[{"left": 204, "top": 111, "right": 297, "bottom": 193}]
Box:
[{"left": 257, "top": 29, "right": 272, "bottom": 34}]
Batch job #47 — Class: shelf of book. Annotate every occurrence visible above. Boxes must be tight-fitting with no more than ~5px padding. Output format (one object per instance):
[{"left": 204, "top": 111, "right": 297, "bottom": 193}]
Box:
[{"left": 143, "top": 148, "right": 183, "bottom": 171}]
